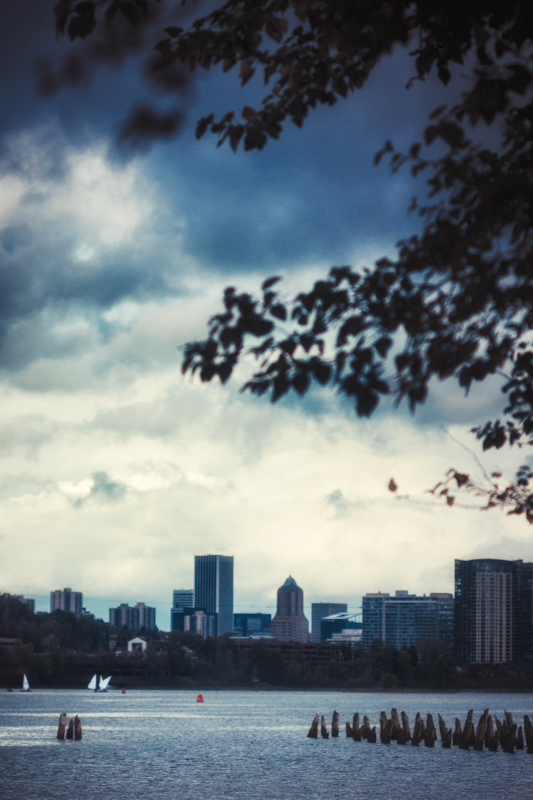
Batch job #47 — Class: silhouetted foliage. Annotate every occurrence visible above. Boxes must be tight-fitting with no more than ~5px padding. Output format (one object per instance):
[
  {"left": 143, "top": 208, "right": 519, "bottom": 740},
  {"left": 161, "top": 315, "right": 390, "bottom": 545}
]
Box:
[{"left": 53, "top": 2, "right": 533, "bottom": 516}]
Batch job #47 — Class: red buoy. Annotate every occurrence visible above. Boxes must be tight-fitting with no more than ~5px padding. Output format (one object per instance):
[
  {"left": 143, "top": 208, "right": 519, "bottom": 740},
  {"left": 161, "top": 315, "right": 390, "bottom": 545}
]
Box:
[
  {"left": 197, "top": 693, "right": 203, "bottom": 703},
  {"left": 122, "top": 689, "right": 126, "bottom": 694}
]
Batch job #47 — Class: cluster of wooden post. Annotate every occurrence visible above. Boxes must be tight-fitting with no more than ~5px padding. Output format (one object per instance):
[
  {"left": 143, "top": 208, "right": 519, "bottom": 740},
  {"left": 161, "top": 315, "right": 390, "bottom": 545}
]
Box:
[
  {"left": 307, "top": 708, "right": 533, "bottom": 754},
  {"left": 56, "top": 713, "right": 82, "bottom": 741}
]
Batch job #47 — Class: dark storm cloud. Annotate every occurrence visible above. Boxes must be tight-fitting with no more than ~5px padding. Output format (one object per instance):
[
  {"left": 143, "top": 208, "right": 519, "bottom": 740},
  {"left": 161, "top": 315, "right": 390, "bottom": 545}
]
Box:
[
  {"left": 72, "top": 470, "right": 128, "bottom": 508},
  {"left": 0, "top": 0, "right": 456, "bottom": 370}
]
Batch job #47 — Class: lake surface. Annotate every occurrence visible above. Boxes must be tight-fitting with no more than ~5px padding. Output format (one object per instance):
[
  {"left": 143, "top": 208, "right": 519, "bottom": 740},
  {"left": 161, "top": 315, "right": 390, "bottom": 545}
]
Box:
[{"left": 0, "top": 689, "right": 531, "bottom": 799}]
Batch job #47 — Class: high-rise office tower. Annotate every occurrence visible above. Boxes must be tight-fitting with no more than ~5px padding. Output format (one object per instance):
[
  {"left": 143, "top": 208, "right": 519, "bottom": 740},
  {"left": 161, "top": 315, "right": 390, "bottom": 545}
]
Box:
[
  {"left": 270, "top": 576, "right": 309, "bottom": 643},
  {"left": 194, "top": 555, "right": 234, "bottom": 636},
  {"left": 173, "top": 589, "right": 194, "bottom": 610},
  {"left": 362, "top": 590, "right": 454, "bottom": 650},
  {"left": 311, "top": 602, "right": 348, "bottom": 643},
  {"left": 455, "top": 558, "right": 533, "bottom": 665},
  {"left": 50, "top": 587, "right": 83, "bottom": 618}
]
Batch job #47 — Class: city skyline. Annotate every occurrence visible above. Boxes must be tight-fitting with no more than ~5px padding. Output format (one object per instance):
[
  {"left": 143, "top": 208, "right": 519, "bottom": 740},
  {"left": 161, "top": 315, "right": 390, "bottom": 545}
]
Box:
[{"left": 6, "top": 557, "right": 533, "bottom": 665}]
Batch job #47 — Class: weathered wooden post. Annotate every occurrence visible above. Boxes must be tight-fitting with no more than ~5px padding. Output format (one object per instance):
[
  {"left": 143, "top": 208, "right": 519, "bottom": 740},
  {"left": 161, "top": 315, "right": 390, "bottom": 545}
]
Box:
[
  {"left": 484, "top": 715, "right": 494, "bottom": 749},
  {"left": 453, "top": 718, "right": 462, "bottom": 746},
  {"left": 74, "top": 715, "right": 82, "bottom": 741},
  {"left": 442, "top": 728, "right": 452, "bottom": 748},
  {"left": 411, "top": 713, "right": 425, "bottom": 746},
  {"left": 367, "top": 726, "right": 377, "bottom": 743},
  {"left": 502, "top": 723, "right": 517, "bottom": 754},
  {"left": 380, "top": 712, "right": 391, "bottom": 744},
  {"left": 474, "top": 709, "right": 488, "bottom": 751},
  {"left": 361, "top": 716, "right": 371, "bottom": 740},
  {"left": 321, "top": 715, "right": 329, "bottom": 739},
  {"left": 488, "top": 730, "right": 500, "bottom": 752},
  {"left": 424, "top": 714, "right": 436, "bottom": 747},
  {"left": 56, "top": 713, "right": 66, "bottom": 740},
  {"left": 66, "top": 718, "right": 74, "bottom": 740},
  {"left": 391, "top": 708, "right": 401, "bottom": 740},
  {"left": 352, "top": 713, "right": 362, "bottom": 741},
  {"left": 401, "top": 711, "right": 411, "bottom": 742},
  {"left": 459, "top": 710, "right": 474, "bottom": 750},
  {"left": 345, "top": 721, "right": 353, "bottom": 737},
  {"left": 331, "top": 710, "right": 339, "bottom": 738},
  {"left": 516, "top": 725, "right": 524, "bottom": 750},
  {"left": 307, "top": 714, "right": 319, "bottom": 738}
]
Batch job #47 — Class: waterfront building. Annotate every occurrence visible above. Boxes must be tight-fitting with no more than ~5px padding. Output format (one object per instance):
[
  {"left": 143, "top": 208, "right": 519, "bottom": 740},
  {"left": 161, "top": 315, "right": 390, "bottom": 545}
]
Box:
[
  {"left": 194, "top": 555, "right": 234, "bottom": 636},
  {"left": 311, "top": 602, "right": 348, "bottom": 643},
  {"left": 320, "top": 612, "right": 362, "bottom": 643},
  {"left": 270, "top": 576, "right": 309, "bottom": 643},
  {"left": 110, "top": 601, "right": 157, "bottom": 631},
  {"left": 455, "top": 558, "right": 533, "bottom": 665},
  {"left": 50, "top": 587, "right": 83, "bottom": 618},
  {"left": 234, "top": 612, "right": 271, "bottom": 637},
  {"left": 171, "top": 606, "right": 217, "bottom": 637},
  {"left": 362, "top": 590, "right": 454, "bottom": 650}
]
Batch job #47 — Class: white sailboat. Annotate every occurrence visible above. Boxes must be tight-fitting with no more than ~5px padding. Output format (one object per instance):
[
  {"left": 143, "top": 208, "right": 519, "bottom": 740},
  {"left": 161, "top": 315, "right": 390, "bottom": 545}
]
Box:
[
  {"left": 20, "top": 674, "right": 30, "bottom": 692},
  {"left": 87, "top": 673, "right": 97, "bottom": 691},
  {"left": 98, "top": 675, "right": 111, "bottom": 692}
]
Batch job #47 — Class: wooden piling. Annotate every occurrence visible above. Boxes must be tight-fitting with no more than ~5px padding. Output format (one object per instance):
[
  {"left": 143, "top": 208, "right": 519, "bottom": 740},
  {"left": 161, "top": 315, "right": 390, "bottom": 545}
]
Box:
[
  {"left": 424, "top": 714, "right": 436, "bottom": 747},
  {"left": 453, "top": 717, "right": 462, "bottom": 746},
  {"left": 74, "top": 715, "right": 82, "bottom": 741},
  {"left": 459, "top": 710, "right": 475, "bottom": 750},
  {"left": 488, "top": 730, "right": 500, "bottom": 752},
  {"left": 412, "top": 714, "right": 424, "bottom": 747},
  {"left": 380, "top": 712, "right": 392, "bottom": 744},
  {"left": 352, "top": 712, "right": 362, "bottom": 741},
  {"left": 502, "top": 723, "right": 516, "bottom": 754},
  {"left": 361, "top": 716, "right": 371, "bottom": 740},
  {"left": 320, "top": 715, "right": 329, "bottom": 739},
  {"left": 367, "top": 726, "right": 377, "bottom": 743},
  {"left": 307, "top": 714, "right": 319, "bottom": 738},
  {"left": 66, "top": 718, "right": 74, "bottom": 740},
  {"left": 391, "top": 708, "right": 401, "bottom": 740},
  {"left": 484, "top": 715, "right": 494, "bottom": 749},
  {"left": 56, "top": 713, "right": 66, "bottom": 740},
  {"left": 516, "top": 725, "right": 524, "bottom": 751},
  {"left": 331, "top": 710, "right": 339, "bottom": 738},
  {"left": 401, "top": 711, "right": 411, "bottom": 742},
  {"left": 345, "top": 721, "right": 353, "bottom": 737},
  {"left": 474, "top": 709, "right": 488, "bottom": 751},
  {"left": 441, "top": 728, "right": 452, "bottom": 748}
]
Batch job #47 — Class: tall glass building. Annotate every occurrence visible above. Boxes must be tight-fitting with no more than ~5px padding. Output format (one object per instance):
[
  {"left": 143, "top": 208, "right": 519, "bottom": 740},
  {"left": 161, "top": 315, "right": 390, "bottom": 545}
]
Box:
[
  {"left": 455, "top": 558, "right": 533, "bottom": 664},
  {"left": 194, "top": 555, "right": 234, "bottom": 636}
]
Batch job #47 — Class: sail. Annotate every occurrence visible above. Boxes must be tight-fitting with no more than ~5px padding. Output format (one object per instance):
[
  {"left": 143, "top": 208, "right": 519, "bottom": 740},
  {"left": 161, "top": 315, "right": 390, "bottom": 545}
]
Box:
[
  {"left": 99, "top": 675, "right": 111, "bottom": 691},
  {"left": 87, "top": 674, "right": 97, "bottom": 691},
  {"left": 21, "top": 674, "right": 30, "bottom": 692}
]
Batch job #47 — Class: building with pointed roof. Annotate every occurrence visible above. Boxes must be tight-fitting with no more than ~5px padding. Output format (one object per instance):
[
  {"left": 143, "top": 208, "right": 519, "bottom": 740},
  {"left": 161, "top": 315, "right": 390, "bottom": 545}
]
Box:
[{"left": 270, "top": 575, "right": 309, "bottom": 643}]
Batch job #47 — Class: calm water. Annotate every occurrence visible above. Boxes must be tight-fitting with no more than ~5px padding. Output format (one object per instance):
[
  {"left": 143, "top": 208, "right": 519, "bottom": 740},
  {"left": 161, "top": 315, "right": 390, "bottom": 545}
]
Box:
[{"left": 0, "top": 690, "right": 531, "bottom": 799}]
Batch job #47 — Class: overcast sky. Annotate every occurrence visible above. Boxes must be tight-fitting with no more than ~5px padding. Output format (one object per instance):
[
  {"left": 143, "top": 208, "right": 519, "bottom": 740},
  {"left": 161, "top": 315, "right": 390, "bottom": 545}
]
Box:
[{"left": 1, "top": 1, "right": 531, "bottom": 628}]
